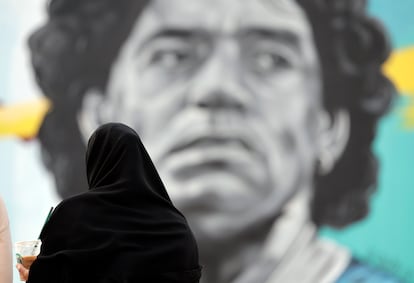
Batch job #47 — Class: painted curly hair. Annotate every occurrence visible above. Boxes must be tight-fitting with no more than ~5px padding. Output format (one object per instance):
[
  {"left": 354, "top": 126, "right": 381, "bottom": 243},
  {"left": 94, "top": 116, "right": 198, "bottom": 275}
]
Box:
[{"left": 28, "top": 0, "right": 395, "bottom": 227}]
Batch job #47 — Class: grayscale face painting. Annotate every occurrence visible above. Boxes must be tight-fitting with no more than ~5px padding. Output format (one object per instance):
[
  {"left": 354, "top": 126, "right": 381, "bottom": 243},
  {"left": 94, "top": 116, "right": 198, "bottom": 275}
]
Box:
[
  {"left": 28, "top": 0, "right": 396, "bottom": 281},
  {"left": 80, "top": 0, "right": 348, "bottom": 247}
]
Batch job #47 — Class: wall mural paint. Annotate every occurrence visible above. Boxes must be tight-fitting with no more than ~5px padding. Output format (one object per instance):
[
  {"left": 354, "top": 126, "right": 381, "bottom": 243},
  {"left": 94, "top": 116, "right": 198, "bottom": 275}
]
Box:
[{"left": 0, "top": 0, "right": 413, "bottom": 282}]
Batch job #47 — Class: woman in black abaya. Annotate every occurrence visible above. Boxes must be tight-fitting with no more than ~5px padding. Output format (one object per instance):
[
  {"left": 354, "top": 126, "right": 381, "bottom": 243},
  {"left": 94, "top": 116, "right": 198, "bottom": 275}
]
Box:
[{"left": 16, "top": 122, "right": 202, "bottom": 283}]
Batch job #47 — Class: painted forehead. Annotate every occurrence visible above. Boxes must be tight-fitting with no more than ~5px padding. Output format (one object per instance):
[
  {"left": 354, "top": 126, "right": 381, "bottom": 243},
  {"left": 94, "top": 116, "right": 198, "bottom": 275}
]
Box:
[{"left": 140, "top": 0, "right": 312, "bottom": 36}]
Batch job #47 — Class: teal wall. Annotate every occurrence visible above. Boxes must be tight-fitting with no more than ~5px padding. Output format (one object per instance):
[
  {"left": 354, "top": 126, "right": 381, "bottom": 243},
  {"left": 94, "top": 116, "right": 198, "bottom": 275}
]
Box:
[{"left": 321, "top": 2, "right": 414, "bottom": 281}]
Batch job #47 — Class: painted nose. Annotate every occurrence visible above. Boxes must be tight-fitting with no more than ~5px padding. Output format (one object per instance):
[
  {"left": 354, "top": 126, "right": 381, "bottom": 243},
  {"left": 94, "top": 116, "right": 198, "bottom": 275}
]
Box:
[{"left": 186, "top": 41, "right": 251, "bottom": 112}]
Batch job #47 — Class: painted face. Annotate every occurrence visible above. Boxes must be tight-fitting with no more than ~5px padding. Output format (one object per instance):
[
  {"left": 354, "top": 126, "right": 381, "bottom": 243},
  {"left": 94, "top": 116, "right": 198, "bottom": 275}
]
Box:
[{"left": 92, "top": 0, "right": 326, "bottom": 246}]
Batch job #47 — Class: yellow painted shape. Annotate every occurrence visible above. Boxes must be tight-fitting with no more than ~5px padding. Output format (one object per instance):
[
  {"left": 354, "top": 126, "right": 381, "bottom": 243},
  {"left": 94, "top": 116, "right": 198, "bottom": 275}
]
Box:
[
  {"left": 0, "top": 97, "right": 51, "bottom": 139},
  {"left": 383, "top": 46, "right": 414, "bottom": 130},
  {"left": 383, "top": 46, "right": 414, "bottom": 96}
]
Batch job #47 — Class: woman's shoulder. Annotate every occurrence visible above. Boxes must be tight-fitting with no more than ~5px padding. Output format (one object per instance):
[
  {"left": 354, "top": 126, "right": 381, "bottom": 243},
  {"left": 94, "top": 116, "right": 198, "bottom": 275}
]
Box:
[
  {"left": 42, "top": 192, "right": 90, "bottom": 228},
  {"left": 337, "top": 258, "right": 407, "bottom": 283},
  {"left": 54, "top": 191, "right": 91, "bottom": 210}
]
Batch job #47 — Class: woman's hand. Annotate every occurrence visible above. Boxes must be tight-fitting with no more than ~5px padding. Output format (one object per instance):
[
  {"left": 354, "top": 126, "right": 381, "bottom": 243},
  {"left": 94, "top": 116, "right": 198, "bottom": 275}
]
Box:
[{"left": 16, "top": 263, "right": 29, "bottom": 281}]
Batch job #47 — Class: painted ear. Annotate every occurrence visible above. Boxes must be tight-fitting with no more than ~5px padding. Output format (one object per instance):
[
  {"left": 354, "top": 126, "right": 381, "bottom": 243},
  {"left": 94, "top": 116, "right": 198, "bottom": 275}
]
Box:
[
  {"left": 317, "top": 109, "right": 350, "bottom": 175},
  {"left": 77, "top": 88, "right": 105, "bottom": 144}
]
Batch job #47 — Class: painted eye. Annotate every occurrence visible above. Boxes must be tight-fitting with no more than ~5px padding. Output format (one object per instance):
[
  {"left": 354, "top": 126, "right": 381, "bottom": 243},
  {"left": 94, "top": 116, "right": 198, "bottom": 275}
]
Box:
[
  {"left": 253, "top": 52, "right": 291, "bottom": 73},
  {"left": 150, "top": 49, "right": 193, "bottom": 68}
]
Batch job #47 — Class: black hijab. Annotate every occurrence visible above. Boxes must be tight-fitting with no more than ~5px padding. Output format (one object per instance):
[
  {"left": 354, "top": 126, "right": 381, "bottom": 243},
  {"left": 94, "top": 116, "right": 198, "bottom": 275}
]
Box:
[{"left": 28, "top": 123, "right": 201, "bottom": 283}]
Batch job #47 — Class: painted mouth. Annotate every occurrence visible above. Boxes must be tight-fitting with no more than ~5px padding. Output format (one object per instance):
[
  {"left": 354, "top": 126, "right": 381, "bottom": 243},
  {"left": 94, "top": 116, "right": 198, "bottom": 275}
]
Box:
[
  {"left": 168, "top": 135, "right": 253, "bottom": 156},
  {"left": 159, "top": 131, "right": 266, "bottom": 179}
]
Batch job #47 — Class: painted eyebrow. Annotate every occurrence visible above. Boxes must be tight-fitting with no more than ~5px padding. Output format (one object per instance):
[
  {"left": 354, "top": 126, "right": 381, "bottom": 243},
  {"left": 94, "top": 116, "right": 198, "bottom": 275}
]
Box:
[
  {"left": 137, "top": 28, "right": 205, "bottom": 51},
  {"left": 239, "top": 28, "right": 300, "bottom": 50},
  {"left": 137, "top": 27, "right": 301, "bottom": 53}
]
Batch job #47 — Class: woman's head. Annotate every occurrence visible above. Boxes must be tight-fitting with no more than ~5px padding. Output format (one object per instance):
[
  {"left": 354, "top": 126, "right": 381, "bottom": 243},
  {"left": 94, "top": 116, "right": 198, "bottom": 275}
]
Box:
[{"left": 86, "top": 123, "right": 141, "bottom": 188}]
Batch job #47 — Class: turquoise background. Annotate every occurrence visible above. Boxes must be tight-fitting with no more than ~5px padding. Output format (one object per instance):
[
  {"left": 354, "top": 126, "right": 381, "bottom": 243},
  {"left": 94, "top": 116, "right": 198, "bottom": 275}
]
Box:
[{"left": 321, "top": 1, "right": 414, "bottom": 282}]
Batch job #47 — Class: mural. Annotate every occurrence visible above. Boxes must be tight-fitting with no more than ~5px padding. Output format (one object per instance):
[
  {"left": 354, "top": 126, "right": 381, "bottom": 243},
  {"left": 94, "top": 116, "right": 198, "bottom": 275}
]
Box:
[{"left": 1, "top": 0, "right": 413, "bottom": 282}]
